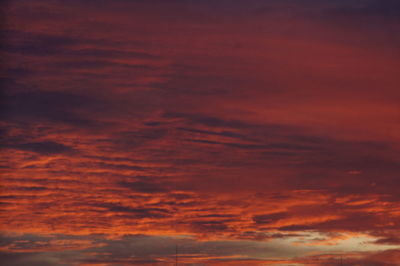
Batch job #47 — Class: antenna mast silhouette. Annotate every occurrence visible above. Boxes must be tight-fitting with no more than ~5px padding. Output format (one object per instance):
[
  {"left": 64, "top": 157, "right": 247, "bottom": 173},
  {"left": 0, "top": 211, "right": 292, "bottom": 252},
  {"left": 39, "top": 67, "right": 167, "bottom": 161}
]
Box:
[{"left": 175, "top": 244, "right": 178, "bottom": 266}]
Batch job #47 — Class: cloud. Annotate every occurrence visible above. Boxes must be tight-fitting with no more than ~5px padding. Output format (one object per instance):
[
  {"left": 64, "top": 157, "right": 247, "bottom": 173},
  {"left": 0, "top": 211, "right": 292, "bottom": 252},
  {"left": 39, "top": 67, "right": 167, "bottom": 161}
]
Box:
[
  {"left": 1, "top": 0, "right": 400, "bottom": 264},
  {"left": 118, "top": 180, "right": 169, "bottom": 193},
  {"left": 0, "top": 233, "right": 309, "bottom": 265},
  {"left": 2, "top": 232, "right": 398, "bottom": 265},
  {"left": 3, "top": 90, "right": 97, "bottom": 126},
  {"left": 322, "top": 0, "right": 400, "bottom": 20},
  {"left": 8, "top": 141, "right": 76, "bottom": 155}
]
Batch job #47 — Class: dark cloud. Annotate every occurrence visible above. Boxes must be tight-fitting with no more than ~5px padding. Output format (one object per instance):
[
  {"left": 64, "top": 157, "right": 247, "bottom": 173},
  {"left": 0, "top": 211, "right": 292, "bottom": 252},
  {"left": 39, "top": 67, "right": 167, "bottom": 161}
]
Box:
[
  {"left": 374, "top": 237, "right": 400, "bottom": 245},
  {"left": 3, "top": 30, "right": 156, "bottom": 59},
  {"left": 119, "top": 180, "right": 168, "bottom": 193},
  {"left": 189, "top": 220, "right": 229, "bottom": 233},
  {"left": 322, "top": 0, "right": 400, "bottom": 20},
  {"left": 253, "top": 212, "right": 288, "bottom": 225},
  {"left": 8, "top": 141, "right": 76, "bottom": 155},
  {"left": 163, "top": 112, "right": 253, "bottom": 129},
  {"left": 0, "top": 252, "right": 69, "bottom": 266},
  {"left": 2, "top": 30, "right": 80, "bottom": 56},
  {"left": 177, "top": 127, "right": 251, "bottom": 140},
  {"left": 90, "top": 202, "right": 171, "bottom": 218},
  {"left": 3, "top": 90, "right": 96, "bottom": 126},
  {"left": 70, "top": 48, "right": 158, "bottom": 59},
  {"left": 278, "top": 225, "right": 313, "bottom": 231}
]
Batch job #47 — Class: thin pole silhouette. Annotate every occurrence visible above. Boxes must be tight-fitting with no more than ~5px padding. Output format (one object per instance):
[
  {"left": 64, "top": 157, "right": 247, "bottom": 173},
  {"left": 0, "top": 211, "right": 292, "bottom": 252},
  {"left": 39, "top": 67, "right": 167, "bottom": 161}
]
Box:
[{"left": 175, "top": 244, "right": 178, "bottom": 266}]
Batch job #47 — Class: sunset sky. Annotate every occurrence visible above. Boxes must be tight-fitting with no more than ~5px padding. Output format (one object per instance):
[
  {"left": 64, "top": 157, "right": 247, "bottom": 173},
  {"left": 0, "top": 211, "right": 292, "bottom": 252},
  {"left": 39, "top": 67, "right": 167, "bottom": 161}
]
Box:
[{"left": 1, "top": 0, "right": 400, "bottom": 265}]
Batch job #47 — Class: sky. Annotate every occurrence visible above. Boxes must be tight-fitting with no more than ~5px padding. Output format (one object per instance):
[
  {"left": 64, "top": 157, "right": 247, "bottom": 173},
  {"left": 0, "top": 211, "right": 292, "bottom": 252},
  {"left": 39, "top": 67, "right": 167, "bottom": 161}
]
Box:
[{"left": 1, "top": 0, "right": 400, "bottom": 265}]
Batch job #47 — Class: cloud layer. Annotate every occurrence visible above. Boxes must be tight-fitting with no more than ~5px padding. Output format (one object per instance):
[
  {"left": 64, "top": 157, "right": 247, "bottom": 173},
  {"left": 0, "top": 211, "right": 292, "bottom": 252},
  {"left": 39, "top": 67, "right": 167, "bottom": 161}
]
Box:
[{"left": 2, "top": 0, "right": 400, "bottom": 265}]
